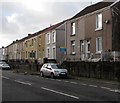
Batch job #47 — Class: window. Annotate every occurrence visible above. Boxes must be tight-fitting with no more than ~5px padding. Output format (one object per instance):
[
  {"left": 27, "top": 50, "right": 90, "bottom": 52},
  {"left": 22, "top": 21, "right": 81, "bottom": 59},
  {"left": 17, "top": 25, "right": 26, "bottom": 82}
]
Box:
[
  {"left": 52, "top": 47, "right": 56, "bottom": 59},
  {"left": 52, "top": 32, "right": 56, "bottom": 43},
  {"left": 86, "top": 40, "right": 90, "bottom": 52},
  {"left": 25, "top": 41, "right": 28, "bottom": 47},
  {"left": 96, "top": 13, "right": 102, "bottom": 29},
  {"left": 47, "top": 48, "right": 50, "bottom": 58},
  {"left": 27, "top": 40, "right": 30, "bottom": 46},
  {"left": 47, "top": 33, "right": 50, "bottom": 44},
  {"left": 71, "top": 22, "right": 75, "bottom": 35},
  {"left": 96, "top": 37, "right": 102, "bottom": 53},
  {"left": 26, "top": 51, "right": 27, "bottom": 58},
  {"left": 86, "top": 40, "right": 90, "bottom": 59},
  {"left": 80, "top": 40, "right": 85, "bottom": 60},
  {"left": 71, "top": 40, "right": 75, "bottom": 54},
  {"left": 80, "top": 40, "right": 84, "bottom": 53},
  {"left": 31, "top": 39, "right": 33, "bottom": 46}
]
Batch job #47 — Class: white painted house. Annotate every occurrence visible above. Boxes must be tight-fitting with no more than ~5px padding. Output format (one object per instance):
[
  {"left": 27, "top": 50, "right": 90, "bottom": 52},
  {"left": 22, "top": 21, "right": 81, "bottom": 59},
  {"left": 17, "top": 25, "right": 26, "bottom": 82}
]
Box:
[
  {"left": 45, "top": 21, "right": 66, "bottom": 63},
  {"left": 0, "top": 47, "right": 5, "bottom": 61}
]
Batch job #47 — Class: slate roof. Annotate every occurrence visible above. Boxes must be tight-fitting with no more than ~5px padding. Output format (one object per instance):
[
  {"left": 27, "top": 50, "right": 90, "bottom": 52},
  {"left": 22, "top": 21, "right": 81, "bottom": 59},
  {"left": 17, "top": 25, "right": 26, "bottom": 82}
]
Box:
[
  {"left": 36, "top": 20, "right": 66, "bottom": 35},
  {"left": 70, "top": 2, "right": 113, "bottom": 20},
  {"left": 25, "top": 20, "right": 66, "bottom": 39}
]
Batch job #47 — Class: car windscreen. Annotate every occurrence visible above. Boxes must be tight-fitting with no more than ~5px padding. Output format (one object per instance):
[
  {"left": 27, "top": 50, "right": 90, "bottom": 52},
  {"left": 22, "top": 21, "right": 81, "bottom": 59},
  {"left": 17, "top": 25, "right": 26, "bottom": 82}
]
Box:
[
  {"left": 51, "top": 64, "right": 63, "bottom": 69},
  {"left": 2, "top": 64, "right": 9, "bottom": 66}
]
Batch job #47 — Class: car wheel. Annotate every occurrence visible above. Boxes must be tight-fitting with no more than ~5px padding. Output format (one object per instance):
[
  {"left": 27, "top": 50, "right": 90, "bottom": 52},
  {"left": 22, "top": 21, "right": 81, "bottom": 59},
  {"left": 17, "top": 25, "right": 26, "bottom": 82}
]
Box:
[
  {"left": 51, "top": 73, "right": 54, "bottom": 78},
  {"left": 40, "top": 72, "right": 44, "bottom": 77}
]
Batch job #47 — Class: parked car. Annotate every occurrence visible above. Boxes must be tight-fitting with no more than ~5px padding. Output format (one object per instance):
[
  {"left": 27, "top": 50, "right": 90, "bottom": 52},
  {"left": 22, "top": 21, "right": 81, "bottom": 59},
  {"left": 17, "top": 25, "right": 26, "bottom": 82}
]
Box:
[
  {"left": 40, "top": 63, "right": 68, "bottom": 78},
  {"left": 0, "top": 62, "right": 10, "bottom": 70}
]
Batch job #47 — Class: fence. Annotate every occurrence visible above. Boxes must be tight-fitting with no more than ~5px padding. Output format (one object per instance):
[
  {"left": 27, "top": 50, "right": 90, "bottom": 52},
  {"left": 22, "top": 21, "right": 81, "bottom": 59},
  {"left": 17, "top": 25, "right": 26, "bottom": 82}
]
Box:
[
  {"left": 8, "top": 60, "right": 42, "bottom": 73},
  {"left": 7, "top": 60, "right": 120, "bottom": 81},
  {"left": 61, "top": 61, "right": 120, "bottom": 81}
]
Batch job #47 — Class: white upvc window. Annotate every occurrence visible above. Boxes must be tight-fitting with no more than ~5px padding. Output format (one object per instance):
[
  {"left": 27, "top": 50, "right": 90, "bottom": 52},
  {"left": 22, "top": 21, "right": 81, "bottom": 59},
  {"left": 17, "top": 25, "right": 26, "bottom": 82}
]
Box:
[
  {"left": 47, "top": 33, "right": 50, "bottom": 44},
  {"left": 52, "top": 31, "right": 56, "bottom": 43},
  {"left": 71, "top": 40, "right": 75, "bottom": 54},
  {"left": 96, "top": 37, "right": 102, "bottom": 53},
  {"left": 96, "top": 13, "right": 102, "bottom": 30},
  {"left": 47, "top": 48, "right": 50, "bottom": 58},
  {"left": 52, "top": 46, "right": 56, "bottom": 59},
  {"left": 71, "top": 22, "right": 76, "bottom": 35}
]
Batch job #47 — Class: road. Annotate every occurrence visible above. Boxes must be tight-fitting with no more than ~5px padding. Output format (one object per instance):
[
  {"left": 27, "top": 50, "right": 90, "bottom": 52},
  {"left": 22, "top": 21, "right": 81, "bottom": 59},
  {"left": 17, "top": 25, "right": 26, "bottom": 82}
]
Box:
[{"left": 1, "top": 70, "right": 120, "bottom": 102}]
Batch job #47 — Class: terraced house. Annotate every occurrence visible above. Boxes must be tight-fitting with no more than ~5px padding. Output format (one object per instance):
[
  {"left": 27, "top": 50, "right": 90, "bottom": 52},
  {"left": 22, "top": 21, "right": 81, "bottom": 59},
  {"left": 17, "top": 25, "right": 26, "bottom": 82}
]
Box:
[
  {"left": 45, "top": 21, "right": 66, "bottom": 63},
  {"left": 6, "top": 40, "right": 18, "bottom": 60},
  {"left": 65, "top": 1, "right": 120, "bottom": 61},
  {"left": 37, "top": 29, "right": 46, "bottom": 63},
  {"left": 24, "top": 34, "right": 38, "bottom": 61},
  {"left": 6, "top": 37, "right": 26, "bottom": 61},
  {"left": 0, "top": 47, "right": 6, "bottom": 61}
]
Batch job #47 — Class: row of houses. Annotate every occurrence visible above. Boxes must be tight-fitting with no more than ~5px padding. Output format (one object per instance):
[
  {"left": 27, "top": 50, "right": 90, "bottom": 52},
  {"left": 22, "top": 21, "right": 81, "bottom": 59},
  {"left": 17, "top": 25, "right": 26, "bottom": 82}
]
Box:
[
  {"left": 2, "top": 21, "right": 66, "bottom": 63},
  {"left": 1, "top": 1, "right": 120, "bottom": 63}
]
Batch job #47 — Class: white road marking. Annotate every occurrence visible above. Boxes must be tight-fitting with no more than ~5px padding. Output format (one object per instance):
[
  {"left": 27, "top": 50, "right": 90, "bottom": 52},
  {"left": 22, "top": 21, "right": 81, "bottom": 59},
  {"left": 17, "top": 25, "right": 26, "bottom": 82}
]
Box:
[
  {"left": 56, "top": 79, "right": 61, "bottom": 82},
  {"left": 14, "top": 80, "right": 32, "bottom": 86},
  {"left": 108, "top": 89, "right": 120, "bottom": 93},
  {"left": 1, "top": 76, "right": 9, "bottom": 80},
  {"left": 100, "top": 86, "right": 111, "bottom": 90},
  {"left": 64, "top": 80, "right": 69, "bottom": 83},
  {"left": 113, "top": 89, "right": 120, "bottom": 93},
  {"left": 51, "top": 79, "right": 55, "bottom": 80},
  {"left": 80, "top": 83, "right": 87, "bottom": 86},
  {"left": 41, "top": 87, "right": 79, "bottom": 100},
  {"left": 115, "top": 89, "right": 120, "bottom": 93},
  {"left": 89, "top": 85, "right": 98, "bottom": 88},
  {"left": 100, "top": 86, "right": 120, "bottom": 93},
  {"left": 70, "top": 81, "right": 78, "bottom": 84}
]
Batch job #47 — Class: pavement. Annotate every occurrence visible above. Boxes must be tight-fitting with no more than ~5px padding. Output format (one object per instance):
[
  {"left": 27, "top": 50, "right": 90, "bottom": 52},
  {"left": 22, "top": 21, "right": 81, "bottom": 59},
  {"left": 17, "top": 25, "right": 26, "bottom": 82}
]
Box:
[{"left": 13, "top": 69, "right": 120, "bottom": 85}]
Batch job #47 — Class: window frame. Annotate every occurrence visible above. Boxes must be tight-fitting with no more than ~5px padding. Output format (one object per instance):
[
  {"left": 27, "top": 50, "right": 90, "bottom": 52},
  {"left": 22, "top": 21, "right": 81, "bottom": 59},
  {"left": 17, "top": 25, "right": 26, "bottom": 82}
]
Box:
[
  {"left": 96, "top": 13, "right": 102, "bottom": 30},
  {"left": 47, "top": 33, "right": 50, "bottom": 44},
  {"left": 80, "top": 40, "right": 84, "bottom": 53},
  {"left": 71, "top": 22, "right": 76, "bottom": 35},
  {"left": 52, "top": 31, "right": 56, "bottom": 43},
  {"left": 47, "top": 47, "right": 50, "bottom": 58},
  {"left": 52, "top": 46, "right": 56, "bottom": 59},
  {"left": 71, "top": 40, "right": 75, "bottom": 55},
  {"left": 96, "top": 37, "right": 102, "bottom": 53},
  {"left": 86, "top": 40, "right": 90, "bottom": 53}
]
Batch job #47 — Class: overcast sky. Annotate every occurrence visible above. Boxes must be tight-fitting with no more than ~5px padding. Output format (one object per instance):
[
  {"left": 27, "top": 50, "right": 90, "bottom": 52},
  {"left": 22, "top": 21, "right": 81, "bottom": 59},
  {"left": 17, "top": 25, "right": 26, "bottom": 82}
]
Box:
[{"left": 0, "top": 0, "right": 104, "bottom": 48}]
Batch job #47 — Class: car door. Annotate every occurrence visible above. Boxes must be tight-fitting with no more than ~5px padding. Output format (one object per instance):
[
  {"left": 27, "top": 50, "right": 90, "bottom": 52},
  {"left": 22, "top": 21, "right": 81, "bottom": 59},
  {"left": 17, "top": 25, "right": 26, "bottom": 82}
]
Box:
[
  {"left": 42, "top": 64, "right": 48, "bottom": 76},
  {"left": 46, "top": 64, "right": 52, "bottom": 76}
]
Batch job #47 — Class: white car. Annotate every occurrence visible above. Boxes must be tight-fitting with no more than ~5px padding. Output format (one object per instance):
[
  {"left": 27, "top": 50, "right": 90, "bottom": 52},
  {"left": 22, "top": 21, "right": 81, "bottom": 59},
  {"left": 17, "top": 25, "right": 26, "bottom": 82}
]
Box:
[
  {"left": 0, "top": 62, "right": 10, "bottom": 70},
  {"left": 40, "top": 63, "right": 68, "bottom": 78}
]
